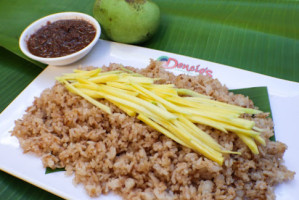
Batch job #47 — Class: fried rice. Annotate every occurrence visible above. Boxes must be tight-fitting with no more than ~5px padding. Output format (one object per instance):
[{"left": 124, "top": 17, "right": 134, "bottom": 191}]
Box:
[{"left": 11, "top": 60, "right": 295, "bottom": 200}]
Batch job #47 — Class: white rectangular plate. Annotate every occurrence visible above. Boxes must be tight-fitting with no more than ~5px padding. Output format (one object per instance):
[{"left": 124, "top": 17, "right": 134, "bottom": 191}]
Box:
[{"left": 0, "top": 39, "right": 298, "bottom": 200}]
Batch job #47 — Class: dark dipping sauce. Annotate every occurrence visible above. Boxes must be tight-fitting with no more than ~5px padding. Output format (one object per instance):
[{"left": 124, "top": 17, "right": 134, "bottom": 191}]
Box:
[{"left": 27, "top": 19, "right": 96, "bottom": 58}]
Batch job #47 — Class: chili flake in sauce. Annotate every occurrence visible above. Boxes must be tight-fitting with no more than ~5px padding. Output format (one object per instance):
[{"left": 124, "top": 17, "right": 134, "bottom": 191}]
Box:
[{"left": 27, "top": 19, "right": 96, "bottom": 58}]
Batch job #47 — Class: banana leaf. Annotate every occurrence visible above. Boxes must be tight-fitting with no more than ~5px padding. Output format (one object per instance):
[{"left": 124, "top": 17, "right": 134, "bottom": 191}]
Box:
[
  {"left": 230, "top": 87, "right": 275, "bottom": 141},
  {"left": 0, "top": 0, "right": 298, "bottom": 199},
  {"left": 0, "top": 0, "right": 298, "bottom": 81},
  {"left": 45, "top": 167, "right": 66, "bottom": 174},
  {"left": 0, "top": 171, "right": 62, "bottom": 200}
]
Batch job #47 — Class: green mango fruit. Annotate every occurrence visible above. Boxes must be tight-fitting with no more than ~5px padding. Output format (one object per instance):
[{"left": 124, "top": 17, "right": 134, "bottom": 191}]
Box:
[{"left": 93, "top": 0, "right": 160, "bottom": 44}]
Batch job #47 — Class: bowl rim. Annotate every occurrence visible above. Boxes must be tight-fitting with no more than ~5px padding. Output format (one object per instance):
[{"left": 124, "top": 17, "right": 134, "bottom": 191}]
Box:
[{"left": 19, "top": 11, "right": 101, "bottom": 63}]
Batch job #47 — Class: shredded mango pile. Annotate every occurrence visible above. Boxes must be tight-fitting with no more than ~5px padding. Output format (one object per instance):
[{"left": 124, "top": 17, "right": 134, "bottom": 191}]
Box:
[{"left": 57, "top": 68, "right": 265, "bottom": 165}]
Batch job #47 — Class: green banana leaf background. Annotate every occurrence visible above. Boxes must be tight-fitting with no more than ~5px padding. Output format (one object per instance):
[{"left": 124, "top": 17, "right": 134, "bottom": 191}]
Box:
[{"left": 0, "top": 0, "right": 298, "bottom": 199}]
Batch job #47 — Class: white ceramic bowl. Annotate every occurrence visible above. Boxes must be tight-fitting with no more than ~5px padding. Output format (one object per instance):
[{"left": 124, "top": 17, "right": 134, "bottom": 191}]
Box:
[{"left": 19, "top": 12, "right": 101, "bottom": 66}]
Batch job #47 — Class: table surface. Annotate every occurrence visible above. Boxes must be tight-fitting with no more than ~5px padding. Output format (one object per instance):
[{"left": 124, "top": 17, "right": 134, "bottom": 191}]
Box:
[{"left": 0, "top": 0, "right": 298, "bottom": 199}]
